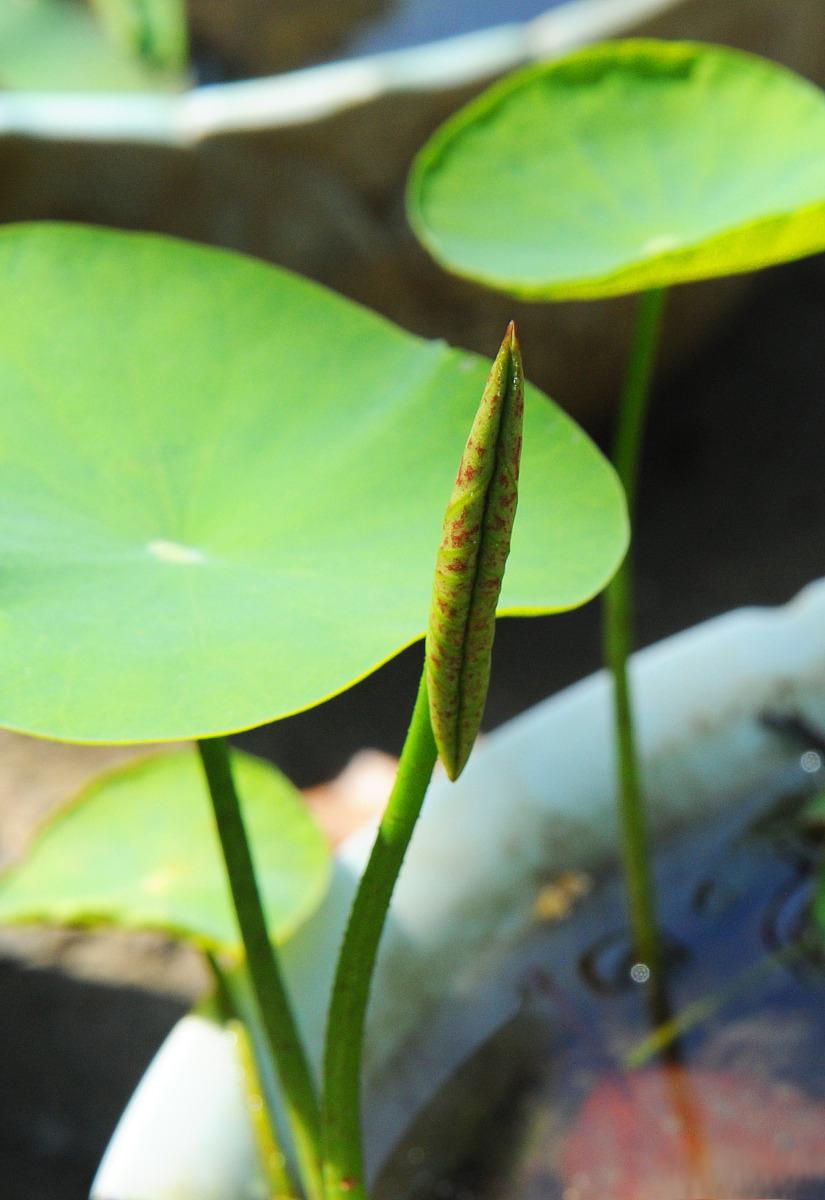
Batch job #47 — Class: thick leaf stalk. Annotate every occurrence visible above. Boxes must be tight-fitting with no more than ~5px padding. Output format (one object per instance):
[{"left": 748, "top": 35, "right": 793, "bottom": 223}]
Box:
[
  {"left": 197, "top": 738, "right": 323, "bottom": 1200},
  {"left": 426, "top": 321, "right": 524, "bottom": 779}
]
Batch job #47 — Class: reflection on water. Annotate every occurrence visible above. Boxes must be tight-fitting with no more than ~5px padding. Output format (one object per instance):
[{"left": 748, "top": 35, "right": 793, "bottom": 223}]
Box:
[
  {"left": 341, "top": 0, "right": 570, "bottom": 59},
  {"left": 378, "top": 720, "right": 825, "bottom": 1200}
]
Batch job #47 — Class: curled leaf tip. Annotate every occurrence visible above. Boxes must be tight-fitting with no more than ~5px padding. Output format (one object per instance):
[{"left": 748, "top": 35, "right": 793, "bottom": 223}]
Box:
[{"left": 426, "top": 325, "right": 525, "bottom": 780}]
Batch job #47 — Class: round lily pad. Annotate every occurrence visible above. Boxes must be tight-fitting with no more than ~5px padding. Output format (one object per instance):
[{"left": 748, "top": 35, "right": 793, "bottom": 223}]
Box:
[
  {"left": 0, "top": 749, "right": 330, "bottom": 950},
  {"left": 0, "top": 222, "right": 626, "bottom": 743},
  {"left": 407, "top": 39, "right": 825, "bottom": 299}
]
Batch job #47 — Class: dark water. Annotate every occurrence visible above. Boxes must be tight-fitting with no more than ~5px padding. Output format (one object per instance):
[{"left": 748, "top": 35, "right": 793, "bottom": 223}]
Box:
[
  {"left": 340, "top": 0, "right": 571, "bottom": 60},
  {"left": 377, "top": 719, "right": 825, "bottom": 1200}
]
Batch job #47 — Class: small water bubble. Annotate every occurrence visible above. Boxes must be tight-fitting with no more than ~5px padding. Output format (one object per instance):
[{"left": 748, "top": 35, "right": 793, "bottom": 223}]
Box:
[
  {"left": 630, "top": 962, "right": 650, "bottom": 984},
  {"left": 801, "top": 750, "right": 821, "bottom": 773}
]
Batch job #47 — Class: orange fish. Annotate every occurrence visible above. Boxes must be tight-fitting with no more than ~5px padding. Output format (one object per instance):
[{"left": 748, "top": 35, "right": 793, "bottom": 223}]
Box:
[{"left": 561, "top": 1067, "right": 825, "bottom": 1200}]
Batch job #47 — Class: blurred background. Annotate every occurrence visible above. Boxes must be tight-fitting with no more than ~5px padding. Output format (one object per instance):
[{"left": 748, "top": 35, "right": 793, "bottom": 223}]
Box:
[{"left": 1, "top": 0, "right": 825, "bottom": 1195}]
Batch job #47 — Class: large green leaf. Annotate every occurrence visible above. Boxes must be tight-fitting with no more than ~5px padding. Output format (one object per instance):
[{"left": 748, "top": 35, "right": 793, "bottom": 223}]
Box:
[
  {"left": 407, "top": 40, "right": 825, "bottom": 300},
  {"left": 0, "top": 0, "right": 187, "bottom": 92},
  {"left": 0, "top": 749, "right": 329, "bottom": 949},
  {"left": 0, "top": 222, "right": 627, "bottom": 743}
]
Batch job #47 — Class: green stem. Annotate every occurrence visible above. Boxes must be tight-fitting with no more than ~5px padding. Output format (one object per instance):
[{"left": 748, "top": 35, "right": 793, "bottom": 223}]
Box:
[
  {"left": 197, "top": 737, "right": 323, "bottom": 1200},
  {"left": 321, "top": 669, "right": 438, "bottom": 1200},
  {"left": 205, "top": 950, "right": 300, "bottom": 1200},
  {"left": 232, "top": 1017, "right": 301, "bottom": 1200},
  {"left": 602, "top": 286, "right": 667, "bottom": 976}
]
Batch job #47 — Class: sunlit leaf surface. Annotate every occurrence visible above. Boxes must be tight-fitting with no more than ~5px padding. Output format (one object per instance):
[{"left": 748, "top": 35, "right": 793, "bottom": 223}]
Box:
[
  {"left": 0, "top": 223, "right": 627, "bottom": 742},
  {"left": 408, "top": 40, "right": 825, "bottom": 299}
]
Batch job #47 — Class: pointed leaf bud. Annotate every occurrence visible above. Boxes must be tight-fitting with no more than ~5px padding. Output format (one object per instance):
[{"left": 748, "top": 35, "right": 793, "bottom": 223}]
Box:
[{"left": 426, "top": 322, "right": 524, "bottom": 780}]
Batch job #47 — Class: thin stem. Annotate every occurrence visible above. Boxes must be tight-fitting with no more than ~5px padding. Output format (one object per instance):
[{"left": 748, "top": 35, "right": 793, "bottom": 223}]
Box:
[
  {"left": 321, "top": 668, "right": 438, "bottom": 1200},
  {"left": 232, "top": 1017, "right": 301, "bottom": 1200},
  {"left": 602, "top": 286, "right": 667, "bottom": 977},
  {"left": 612, "top": 288, "right": 667, "bottom": 511},
  {"left": 205, "top": 950, "right": 300, "bottom": 1200},
  {"left": 197, "top": 737, "right": 324, "bottom": 1200}
]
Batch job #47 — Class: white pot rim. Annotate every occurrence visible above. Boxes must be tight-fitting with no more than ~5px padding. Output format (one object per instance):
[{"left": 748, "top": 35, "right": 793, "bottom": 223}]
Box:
[{"left": 2, "top": 0, "right": 683, "bottom": 145}]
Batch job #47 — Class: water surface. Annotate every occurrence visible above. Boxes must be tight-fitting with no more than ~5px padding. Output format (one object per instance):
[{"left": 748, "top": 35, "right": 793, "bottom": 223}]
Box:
[
  {"left": 340, "top": 0, "right": 571, "bottom": 59},
  {"left": 377, "top": 718, "right": 825, "bottom": 1200}
]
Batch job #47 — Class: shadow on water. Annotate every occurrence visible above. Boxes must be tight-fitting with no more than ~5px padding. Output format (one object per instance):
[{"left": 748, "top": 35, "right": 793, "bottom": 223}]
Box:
[{"left": 377, "top": 714, "right": 825, "bottom": 1200}]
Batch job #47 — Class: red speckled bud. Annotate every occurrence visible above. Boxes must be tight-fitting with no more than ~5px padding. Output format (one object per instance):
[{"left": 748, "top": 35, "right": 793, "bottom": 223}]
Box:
[{"left": 426, "top": 322, "right": 524, "bottom": 780}]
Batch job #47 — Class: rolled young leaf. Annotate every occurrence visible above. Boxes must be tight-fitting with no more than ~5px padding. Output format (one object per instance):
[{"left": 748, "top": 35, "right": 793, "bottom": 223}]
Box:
[{"left": 427, "top": 322, "right": 523, "bottom": 779}]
